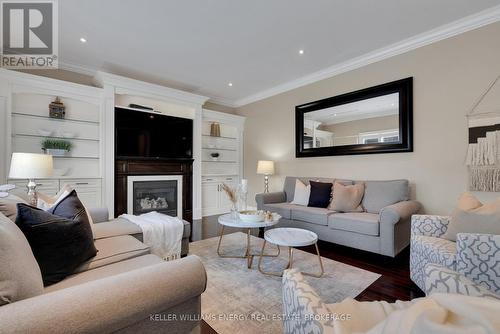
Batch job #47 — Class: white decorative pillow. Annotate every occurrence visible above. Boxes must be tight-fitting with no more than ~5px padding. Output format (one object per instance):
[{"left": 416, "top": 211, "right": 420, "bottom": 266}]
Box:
[
  {"left": 37, "top": 185, "right": 72, "bottom": 211},
  {"left": 290, "top": 179, "right": 310, "bottom": 206},
  {"left": 37, "top": 185, "right": 95, "bottom": 228}
]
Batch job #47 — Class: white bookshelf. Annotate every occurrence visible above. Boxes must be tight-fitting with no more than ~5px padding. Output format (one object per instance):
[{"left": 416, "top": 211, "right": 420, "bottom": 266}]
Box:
[
  {"left": 0, "top": 70, "right": 105, "bottom": 207},
  {"left": 201, "top": 109, "right": 245, "bottom": 216}
]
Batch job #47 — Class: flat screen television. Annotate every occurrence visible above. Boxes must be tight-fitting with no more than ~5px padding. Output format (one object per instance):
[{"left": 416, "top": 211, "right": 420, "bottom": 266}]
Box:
[{"left": 115, "top": 107, "right": 193, "bottom": 159}]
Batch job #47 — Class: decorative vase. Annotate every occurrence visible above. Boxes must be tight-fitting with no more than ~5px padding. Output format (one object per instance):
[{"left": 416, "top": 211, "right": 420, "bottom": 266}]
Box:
[
  {"left": 210, "top": 123, "right": 221, "bottom": 137},
  {"left": 230, "top": 202, "right": 238, "bottom": 219}
]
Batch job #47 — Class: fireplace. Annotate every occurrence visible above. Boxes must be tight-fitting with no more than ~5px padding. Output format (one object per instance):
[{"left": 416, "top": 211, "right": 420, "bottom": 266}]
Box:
[
  {"left": 127, "top": 175, "right": 183, "bottom": 218},
  {"left": 115, "top": 158, "right": 193, "bottom": 222}
]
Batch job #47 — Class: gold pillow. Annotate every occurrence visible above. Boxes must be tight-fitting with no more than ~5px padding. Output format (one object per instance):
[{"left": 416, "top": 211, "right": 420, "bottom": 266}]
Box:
[
  {"left": 443, "top": 192, "right": 500, "bottom": 241},
  {"left": 328, "top": 182, "right": 364, "bottom": 212}
]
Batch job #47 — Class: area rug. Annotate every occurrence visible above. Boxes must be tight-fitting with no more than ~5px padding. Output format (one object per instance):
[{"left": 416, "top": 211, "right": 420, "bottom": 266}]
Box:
[{"left": 189, "top": 232, "right": 381, "bottom": 334}]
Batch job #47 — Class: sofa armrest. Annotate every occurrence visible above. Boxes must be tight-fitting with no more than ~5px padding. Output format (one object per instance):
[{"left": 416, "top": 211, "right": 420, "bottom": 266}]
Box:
[
  {"left": 411, "top": 214, "right": 450, "bottom": 237},
  {"left": 282, "top": 269, "right": 334, "bottom": 334},
  {"left": 0, "top": 255, "right": 207, "bottom": 334},
  {"left": 456, "top": 233, "right": 500, "bottom": 294},
  {"left": 379, "top": 200, "right": 422, "bottom": 225},
  {"left": 88, "top": 207, "right": 110, "bottom": 223},
  {"left": 255, "top": 191, "right": 286, "bottom": 210},
  {"left": 424, "top": 263, "right": 500, "bottom": 300}
]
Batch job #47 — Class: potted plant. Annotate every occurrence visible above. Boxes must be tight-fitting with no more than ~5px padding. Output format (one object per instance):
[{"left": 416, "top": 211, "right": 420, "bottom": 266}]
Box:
[{"left": 41, "top": 138, "right": 72, "bottom": 156}]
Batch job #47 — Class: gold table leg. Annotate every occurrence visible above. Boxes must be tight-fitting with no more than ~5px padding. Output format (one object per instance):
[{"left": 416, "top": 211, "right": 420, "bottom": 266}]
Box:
[
  {"left": 258, "top": 241, "right": 324, "bottom": 278},
  {"left": 217, "top": 225, "right": 280, "bottom": 269}
]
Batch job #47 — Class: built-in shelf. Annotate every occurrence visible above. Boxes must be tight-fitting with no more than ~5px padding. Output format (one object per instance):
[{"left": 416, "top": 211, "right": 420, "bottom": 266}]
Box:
[
  {"left": 12, "top": 112, "right": 100, "bottom": 125},
  {"left": 202, "top": 174, "right": 239, "bottom": 177},
  {"left": 202, "top": 160, "right": 237, "bottom": 163},
  {"left": 202, "top": 147, "right": 237, "bottom": 151},
  {"left": 202, "top": 134, "right": 237, "bottom": 140},
  {"left": 52, "top": 156, "right": 100, "bottom": 160},
  {"left": 12, "top": 133, "right": 100, "bottom": 142}
]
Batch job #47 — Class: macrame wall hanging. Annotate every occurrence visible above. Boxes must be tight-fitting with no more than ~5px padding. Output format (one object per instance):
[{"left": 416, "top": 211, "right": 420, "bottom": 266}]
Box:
[{"left": 466, "top": 74, "right": 500, "bottom": 192}]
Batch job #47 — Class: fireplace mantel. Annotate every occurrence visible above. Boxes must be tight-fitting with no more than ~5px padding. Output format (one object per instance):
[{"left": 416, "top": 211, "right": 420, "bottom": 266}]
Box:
[{"left": 115, "top": 158, "right": 193, "bottom": 223}]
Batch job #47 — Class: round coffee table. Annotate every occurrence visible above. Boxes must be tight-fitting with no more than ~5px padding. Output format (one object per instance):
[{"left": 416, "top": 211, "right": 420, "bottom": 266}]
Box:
[
  {"left": 258, "top": 227, "right": 324, "bottom": 277},
  {"left": 217, "top": 213, "right": 281, "bottom": 268}
]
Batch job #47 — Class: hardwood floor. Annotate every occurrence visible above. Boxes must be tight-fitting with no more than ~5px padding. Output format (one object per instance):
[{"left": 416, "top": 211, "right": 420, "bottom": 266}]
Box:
[{"left": 193, "top": 216, "right": 424, "bottom": 333}]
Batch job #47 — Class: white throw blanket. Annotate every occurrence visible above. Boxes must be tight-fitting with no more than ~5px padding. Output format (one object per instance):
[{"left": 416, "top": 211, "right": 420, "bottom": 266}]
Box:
[{"left": 120, "top": 212, "right": 183, "bottom": 261}]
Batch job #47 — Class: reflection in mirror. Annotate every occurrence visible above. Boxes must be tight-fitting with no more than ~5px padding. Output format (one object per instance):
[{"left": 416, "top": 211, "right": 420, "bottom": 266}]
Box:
[{"left": 303, "top": 93, "right": 400, "bottom": 148}]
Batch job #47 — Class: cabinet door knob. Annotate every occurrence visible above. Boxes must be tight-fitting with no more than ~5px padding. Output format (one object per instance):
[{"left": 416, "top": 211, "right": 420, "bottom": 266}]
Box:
[{"left": 75, "top": 182, "right": 89, "bottom": 185}]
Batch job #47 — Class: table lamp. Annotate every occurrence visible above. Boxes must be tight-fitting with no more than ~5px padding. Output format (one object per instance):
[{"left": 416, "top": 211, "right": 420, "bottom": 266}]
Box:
[
  {"left": 257, "top": 160, "right": 274, "bottom": 193},
  {"left": 9, "top": 152, "right": 53, "bottom": 206}
]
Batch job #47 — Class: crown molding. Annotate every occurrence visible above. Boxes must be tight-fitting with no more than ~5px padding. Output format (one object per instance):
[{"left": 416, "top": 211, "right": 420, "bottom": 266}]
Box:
[
  {"left": 58, "top": 61, "right": 98, "bottom": 77},
  {"left": 234, "top": 5, "right": 500, "bottom": 107}
]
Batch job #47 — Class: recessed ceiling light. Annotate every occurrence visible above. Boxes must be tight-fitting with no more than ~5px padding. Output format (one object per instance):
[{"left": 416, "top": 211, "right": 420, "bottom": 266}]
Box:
[
  {"left": 228, "top": 82, "right": 233, "bottom": 87},
  {"left": 79, "top": 37, "right": 87, "bottom": 43},
  {"left": 299, "top": 49, "right": 304, "bottom": 55}
]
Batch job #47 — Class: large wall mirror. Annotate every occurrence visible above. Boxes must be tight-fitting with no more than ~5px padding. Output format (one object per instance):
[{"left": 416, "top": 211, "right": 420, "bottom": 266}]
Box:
[{"left": 296, "top": 77, "right": 413, "bottom": 157}]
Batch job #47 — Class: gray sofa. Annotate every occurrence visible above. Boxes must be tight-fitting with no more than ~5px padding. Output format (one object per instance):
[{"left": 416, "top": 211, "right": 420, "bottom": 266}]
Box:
[
  {"left": 0, "top": 209, "right": 205, "bottom": 333},
  {"left": 256, "top": 177, "right": 421, "bottom": 257}
]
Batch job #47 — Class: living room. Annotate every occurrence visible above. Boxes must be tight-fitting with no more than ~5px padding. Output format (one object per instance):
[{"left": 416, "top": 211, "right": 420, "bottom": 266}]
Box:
[{"left": 1, "top": 1, "right": 500, "bottom": 333}]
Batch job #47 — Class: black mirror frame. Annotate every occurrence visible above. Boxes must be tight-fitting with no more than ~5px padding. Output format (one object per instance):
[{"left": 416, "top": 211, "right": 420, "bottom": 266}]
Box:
[{"left": 295, "top": 77, "right": 413, "bottom": 157}]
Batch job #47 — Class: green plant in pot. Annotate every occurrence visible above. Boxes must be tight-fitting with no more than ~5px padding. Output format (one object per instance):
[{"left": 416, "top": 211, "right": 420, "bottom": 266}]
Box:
[{"left": 41, "top": 138, "right": 72, "bottom": 156}]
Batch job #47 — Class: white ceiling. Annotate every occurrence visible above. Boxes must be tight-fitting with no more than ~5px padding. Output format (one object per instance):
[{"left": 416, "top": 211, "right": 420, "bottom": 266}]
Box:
[{"left": 58, "top": 0, "right": 500, "bottom": 107}]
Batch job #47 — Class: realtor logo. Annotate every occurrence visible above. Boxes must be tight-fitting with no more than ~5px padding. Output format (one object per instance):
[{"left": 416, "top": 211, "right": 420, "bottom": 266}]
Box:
[{"left": 1, "top": 0, "right": 58, "bottom": 69}]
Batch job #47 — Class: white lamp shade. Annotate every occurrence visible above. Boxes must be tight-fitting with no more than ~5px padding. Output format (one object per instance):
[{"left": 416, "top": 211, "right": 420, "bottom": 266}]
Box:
[
  {"left": 257, "top": 160, "right": 275, "bottom": 175},
  {"left": 9, "top": 153, "right": 53, "bottom": 179}
]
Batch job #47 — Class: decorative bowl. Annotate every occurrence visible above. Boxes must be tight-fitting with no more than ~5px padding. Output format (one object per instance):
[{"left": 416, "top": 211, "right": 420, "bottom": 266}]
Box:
[
  {"left": 238, "top": 210, "right": 264, "bottom": 223},
  {"left": 52, "top": 168, "right": 69, "bottom": 176}
]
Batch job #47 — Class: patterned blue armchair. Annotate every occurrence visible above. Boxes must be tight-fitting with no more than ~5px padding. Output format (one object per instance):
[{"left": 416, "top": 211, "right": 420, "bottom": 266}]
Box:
[{"left": 410, "top": 215, "right": 500, "bottom": 297}]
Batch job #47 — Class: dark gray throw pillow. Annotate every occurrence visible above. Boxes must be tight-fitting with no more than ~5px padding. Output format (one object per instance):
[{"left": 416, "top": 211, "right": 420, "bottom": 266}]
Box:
[
  {"left": 308, "top": 181, "right": 333, "bottom": 208},
  {"left": 15, "top": 191, "right": 97, "bottom": 286}
]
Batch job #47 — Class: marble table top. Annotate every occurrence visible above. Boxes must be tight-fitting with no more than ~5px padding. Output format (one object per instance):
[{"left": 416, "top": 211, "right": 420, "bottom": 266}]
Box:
[
  {"left": 217, "top": 213, "right": 280, "bottom": 228},
  {"left": 264, "top": 227, "right": 318, "bottom": 247}
]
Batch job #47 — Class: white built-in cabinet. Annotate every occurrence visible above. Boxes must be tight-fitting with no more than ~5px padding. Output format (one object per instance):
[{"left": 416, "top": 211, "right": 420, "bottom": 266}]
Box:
[
  {"left": 0, "top": 70, "right": 104, "bottom": 208},
  {"left": 201, "top": 109, "right": 245, "bottom": 216}
]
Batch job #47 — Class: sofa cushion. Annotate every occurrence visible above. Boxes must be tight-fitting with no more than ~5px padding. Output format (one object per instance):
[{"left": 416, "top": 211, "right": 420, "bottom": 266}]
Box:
[
  {"left": 74, "top": 235, "right": 150, "bottom": 274},
  {"left": 0, "top": 213, "right": 43, "bottom": 305},
  {"left": 328, "top": 182, "right": 365, "bottom": 212},
  {"left": 290, "top": 179, "right": 310, "bottom": 206},
  {"left": 329, "top": 213, "right": 380, "bottom": 236},
  {"left": 45, "top": 254, "right": 163, "bottom": 293},
  {"left": 291, "top": 206, "right": 334, "bottom": 226},
  {"left": 308, "top": 181, "right": 333, "bottom": 208},
  {"left": 92, "top": 218, "right": 143, "bottom": 240},
  {"left": 443, "top": 192, "right": 500, "bottom": 241},
  {"left": 283, "top": 177, "right": 337, "bottom": 203},
  {"left": 0, "top": 193, "right": 27, "bottom": 222},
  {"left": 362, "top": 180, "right": 409, "bottom": 214},
  {"left": 263, "top": 203, "right": 297, "bottom": 219},
  {"left": 16, "top": 202, "right": 97, "bottom": 286}
]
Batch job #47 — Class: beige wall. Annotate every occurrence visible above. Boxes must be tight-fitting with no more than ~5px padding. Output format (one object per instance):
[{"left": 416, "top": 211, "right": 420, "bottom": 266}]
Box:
[{"left": 236, "top": 22, "right": 500, "bottom": 215}]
